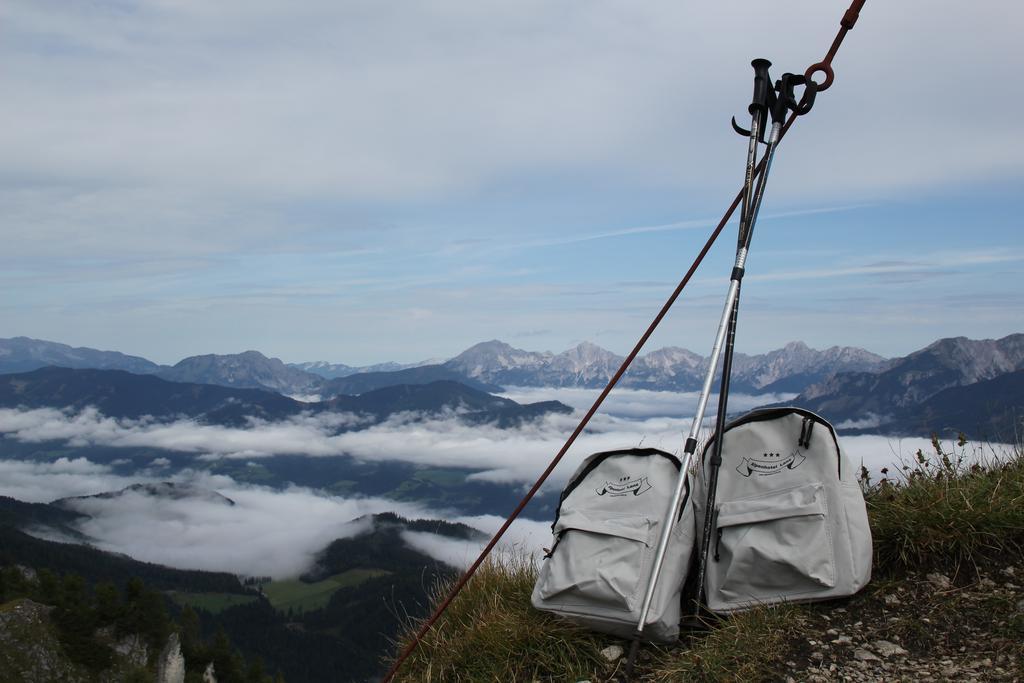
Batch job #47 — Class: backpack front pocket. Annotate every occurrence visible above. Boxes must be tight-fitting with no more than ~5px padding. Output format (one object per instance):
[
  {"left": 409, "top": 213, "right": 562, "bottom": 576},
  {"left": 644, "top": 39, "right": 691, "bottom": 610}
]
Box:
[
  {"left": 536, "top": 511, "right": 655, "bottom": 612},
  {"left": 714, "top": 482, "right": 835, "bottom": 601}
]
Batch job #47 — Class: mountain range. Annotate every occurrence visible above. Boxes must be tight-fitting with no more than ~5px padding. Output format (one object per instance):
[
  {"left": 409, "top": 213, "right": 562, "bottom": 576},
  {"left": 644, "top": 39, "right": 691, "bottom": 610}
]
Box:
[
  {"left": 0, "top": 336, "right": 162, "bottom": 375},
  {"left": 0, "top": 367, "right": 569, "bottom": 428},
  {"left": 0, "top": 334, "right": 1021, "bottom": 437},
  {"left": 56, "top": 482, "right": 238, "bottom": 508},
  {"left": 291, "top": 358, "right": 444, "bottom": 379},
  {"left": 789, "top": 334, "right": 1024, "bottom": 438},
  {"left": 442, "top": 339, "right": 889, "bottom": 393},
  {"left": 0, "top": 336, "right": 888, "bottom": 398}
]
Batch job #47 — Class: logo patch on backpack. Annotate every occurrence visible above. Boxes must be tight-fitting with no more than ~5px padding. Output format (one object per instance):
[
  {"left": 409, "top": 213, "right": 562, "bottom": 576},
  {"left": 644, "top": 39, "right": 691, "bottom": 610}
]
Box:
[
  {"left": 736, "top": 449, "right": 806, "bottom": 477},
  {"left": 596, "top": 475, "right": 652, "bottom": 496}
]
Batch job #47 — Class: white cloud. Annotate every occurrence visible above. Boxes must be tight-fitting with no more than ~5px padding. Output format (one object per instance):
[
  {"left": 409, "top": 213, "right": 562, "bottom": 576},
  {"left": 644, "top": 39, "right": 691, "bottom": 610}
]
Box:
[
  {"left": 401, "top": 515, "right": 555, "bottom": 570},
  {"left": 835, "top": 414, "right": 884, "bottom": 430},
  {"left": 3, "top": 401, "right": 1017, "bottom": 494},
  {"left": 0, "top": 407, "right": 369, "bottom": 458},
  {"left": 1, "top": 429, "right": 1013, "bottom": 582},
  {"left": 400, "top": 531, "right": 482, "bottom": 570},
  {"left": 0, "top": 457, "right": 148, "bottom": 503},
  {"left": 0, "top": 404, "right": 691, "bottom": 484},
  {"left": 0, "top": 453, "right": 544, "bottom": 578},
  {"left": 54, "top": 471, "right": 434, "bottom": 579},
  {"left": 840, "top": 435, "right": 1012, "bottom": 483},
  {"left": 499, "top": 387, "right": 796, "bottom": 420}
]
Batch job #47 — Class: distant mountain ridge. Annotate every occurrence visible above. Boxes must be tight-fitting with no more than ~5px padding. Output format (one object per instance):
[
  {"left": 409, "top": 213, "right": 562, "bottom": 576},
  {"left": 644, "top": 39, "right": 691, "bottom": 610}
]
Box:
[
  {"left": 1, "top": 336, "right": 890, "bottom": 396},
  {"left": 323, "top": 365, "right": 501, "bottom": 395},
  {"left": 0, "top": 366, "right": 300, "bottom": 425},
  {"left": 0, "top": 336, "right": 162, "bottom": 375},
  {"left": 157, "top": 349, "right": 323, "bottom": 396},
  {"left": 442, "top": 339, "right": 888, "bottom": 392},
  {"left": 55, "top": 482, "right": 237, "bottom": 508},
  {"left": 291, "top": 358, "right": 444, "bottom": 379},
  {"left": 791, "top": 334, "right": 1024, "bottom": 437},
  {"left": 0, "top": 367, "right": 569, "bottom": 428}
]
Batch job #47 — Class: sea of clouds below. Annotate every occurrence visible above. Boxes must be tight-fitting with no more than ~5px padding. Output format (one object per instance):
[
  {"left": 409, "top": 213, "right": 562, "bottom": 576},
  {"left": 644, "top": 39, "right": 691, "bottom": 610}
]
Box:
[{"left": 0, "top": 388, "right": 1013, "bottom": 579}]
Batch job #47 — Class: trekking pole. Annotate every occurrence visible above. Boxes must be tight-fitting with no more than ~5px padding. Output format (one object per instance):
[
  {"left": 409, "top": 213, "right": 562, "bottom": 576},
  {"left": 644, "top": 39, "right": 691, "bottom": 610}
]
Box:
[
  {"left": 622, "top": 58, "right": 777, "bottom": 680},
  {"left": 690, "top": 70, "right": 816, "bottom": 621}
]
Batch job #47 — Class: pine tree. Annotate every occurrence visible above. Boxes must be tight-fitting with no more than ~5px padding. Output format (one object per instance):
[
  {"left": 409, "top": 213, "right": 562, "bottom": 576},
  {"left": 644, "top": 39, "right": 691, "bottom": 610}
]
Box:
[
  {"left": 94, "top": 581, "right": 122, "bottom": 623},
  {"left": 35, "top": 568, "right": 59, "bottom": 603}
]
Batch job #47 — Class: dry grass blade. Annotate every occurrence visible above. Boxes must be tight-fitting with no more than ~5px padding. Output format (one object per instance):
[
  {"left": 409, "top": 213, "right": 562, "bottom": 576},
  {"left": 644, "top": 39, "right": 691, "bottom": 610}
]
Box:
[
  {"left": 390, "top": 552, "right": 607, "bottom": 682},
  {"left": 866, "top": 438, "right": 1024, "bottom": 575}
]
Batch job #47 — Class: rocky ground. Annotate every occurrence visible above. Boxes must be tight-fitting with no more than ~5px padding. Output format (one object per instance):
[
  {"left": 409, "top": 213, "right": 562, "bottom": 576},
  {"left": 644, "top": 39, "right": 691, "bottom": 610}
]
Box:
[
  {"left": 785, "top": 562, "right": 1024, "bottom": 682},
  {"left": 574, "top": 561, "right": 1024, "bottom": 682}
]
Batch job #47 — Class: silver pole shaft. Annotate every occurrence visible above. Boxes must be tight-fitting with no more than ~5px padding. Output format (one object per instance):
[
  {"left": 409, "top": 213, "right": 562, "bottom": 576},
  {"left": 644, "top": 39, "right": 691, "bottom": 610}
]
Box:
[
  {"left": 739, "top": 116, "right": 760, "bottom": 239},
  {"left": 632, "top": 261, "right": 742, "bottom": 634},
  {"left": 632, "top": 112, "right": 763, "bottom": 636},
  {"left": 745, "top": 121, "right": 782, "bottom": 233},
  {"left": 684, "top": 119, "right": 784, "bottom": 620}
]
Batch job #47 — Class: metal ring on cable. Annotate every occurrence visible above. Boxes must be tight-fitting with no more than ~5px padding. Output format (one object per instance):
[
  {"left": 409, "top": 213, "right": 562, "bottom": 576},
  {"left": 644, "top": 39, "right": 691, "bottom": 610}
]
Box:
[{"left": 805, "top": 62, "right": 834, "bottom": 91}]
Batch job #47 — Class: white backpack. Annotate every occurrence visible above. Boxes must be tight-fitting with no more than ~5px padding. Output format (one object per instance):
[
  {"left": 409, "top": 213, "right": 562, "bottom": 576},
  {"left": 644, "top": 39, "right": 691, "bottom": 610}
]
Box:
[
  {"left": 693, "top": 407, "right": 872, "bottom": 613},
  {"left": 531, "top": 448, "right": 695, "bottom": 641}
]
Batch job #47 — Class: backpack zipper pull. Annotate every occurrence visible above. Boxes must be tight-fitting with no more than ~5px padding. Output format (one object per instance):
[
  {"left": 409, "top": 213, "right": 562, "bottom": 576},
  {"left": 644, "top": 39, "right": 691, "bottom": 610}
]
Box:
[{"left": 798, "top": 416, "right": 815, "bottom": 448}]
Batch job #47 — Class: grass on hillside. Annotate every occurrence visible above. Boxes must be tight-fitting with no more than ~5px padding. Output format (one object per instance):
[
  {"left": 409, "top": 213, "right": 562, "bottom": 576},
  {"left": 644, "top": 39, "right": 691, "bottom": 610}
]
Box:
[
  {"left": 169, "top": 569, "right": 392, "bottom": 616},
  {"left": 390, "top": 438, "right": 1024, "bottom": 682},
  {"left": 865, "top": 435, "right": 1024, "bottom": 575},
  {"left": 262, "top": 568, "right": 391, "bottom": 614},
  {"left": 391, "top": 552, "right": 608, "bottom": 682}
]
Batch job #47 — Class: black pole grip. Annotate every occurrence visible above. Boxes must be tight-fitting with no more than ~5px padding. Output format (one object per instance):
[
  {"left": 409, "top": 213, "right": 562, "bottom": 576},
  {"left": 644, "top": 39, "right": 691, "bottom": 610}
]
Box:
[
  {"left": 748, "top": 58, "right": 773, "bottom": 117},
  {"left": 780, "top": 73, "right": 817, "bottom": 116},
  {"left": 750, "top": 59, "right": 776, "bottom": 142}
]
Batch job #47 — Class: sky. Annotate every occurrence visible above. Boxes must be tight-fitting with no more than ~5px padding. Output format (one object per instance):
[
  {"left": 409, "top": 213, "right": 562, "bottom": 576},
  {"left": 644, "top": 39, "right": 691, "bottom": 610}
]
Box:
[{"left": 1, "top": 1, "right": 1022, "bottom": 365}]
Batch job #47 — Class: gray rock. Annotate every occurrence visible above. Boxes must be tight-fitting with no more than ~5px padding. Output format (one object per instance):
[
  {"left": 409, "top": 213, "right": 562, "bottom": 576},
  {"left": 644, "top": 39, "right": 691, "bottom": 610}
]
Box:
[
  {"left": 113, "top": 632, "right": 149, "bottom": 669},
  {"left": 0, "top": 599, "right": 89, "bottom": 682},
  {"left": 14, "top": 565, "right": 37, "bottom": 581},
  {"left": 157, "top": 633, "right": 186, "bottom": 683},
  {"left": 854, "top": 648, "right": 881, "bottom": 662},
  {"left": 600, "top": 645, "right": 624, "bottom": 662},
  {"left": 872, "top": 640, "right": 908, "bottom": 658}
]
